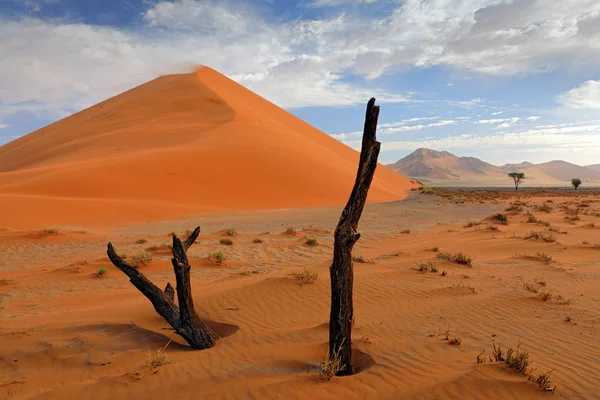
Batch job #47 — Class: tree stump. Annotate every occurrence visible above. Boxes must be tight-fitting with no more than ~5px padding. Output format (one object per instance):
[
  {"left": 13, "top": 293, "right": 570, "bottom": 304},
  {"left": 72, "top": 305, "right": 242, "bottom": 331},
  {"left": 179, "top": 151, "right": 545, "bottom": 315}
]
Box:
[
  {"left": 107, "top": 226, "right": 218, "bottom": 349},
  {"left": 329, "top": 98, "right": 381, "bottom": 376}
]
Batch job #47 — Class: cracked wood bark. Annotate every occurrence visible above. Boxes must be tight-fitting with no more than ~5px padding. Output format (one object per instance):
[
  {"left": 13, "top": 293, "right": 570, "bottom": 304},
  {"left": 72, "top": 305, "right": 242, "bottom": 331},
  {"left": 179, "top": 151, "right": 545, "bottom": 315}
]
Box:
[
  {"left": 107, "top": 226, "right": 218, "bottom": 349},
  {"left": 329, "top": 98, "right": 381, "bottom": 376}
]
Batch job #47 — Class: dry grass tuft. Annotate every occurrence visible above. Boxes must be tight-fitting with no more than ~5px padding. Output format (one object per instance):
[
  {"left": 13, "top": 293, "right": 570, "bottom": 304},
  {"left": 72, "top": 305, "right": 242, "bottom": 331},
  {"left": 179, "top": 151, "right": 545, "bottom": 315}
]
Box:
[
  {"left": 219, "top": 238, "right": 233, "bottom": 246},
  {"left": 523, "top": 281, "right": 539, "bottom": 293},
  {"left": 464, "top": 221, "right": 481, "bottom": 228},
  {"left": 146, "top": 340, "right": 174, "bottom": 369},
  {"left": 97, "top": 268, "right": 107, "bottom": 277},
  {"left": 135, "top": 239, "right": 148, "bottom": 244},
  {"left": 252, "top": 238, "right": 264, "bottom": 244},
  {"left": 525, "top": 231, "right": 557, "bottom": 243},
  {"left": 449, "top": 337, "right": 462, "bottom": 345},
  {"left": 529, "top": 370, "right": 556, "bottom": 393},
  {"left": 535, "top": 252, "right": 553, "bottom": 263},
  {"left": 285, "top": 227, "right": 297, "bottom": 236},
  {"left": 539, "top": 291, "right": 553, "bottom": 301},
  {"left": 292, "top": 268, "right": 319, "bottom": 285},
  {"left": 210, "top": 251, "right": 225, "bottom": 265},
  {"left": 131, "top": 251, "right": 153, "bottom": 267},
  {"left": 489, "top": 213, "right": 508, "bottom": 224},
  {"left": 535, "top": 204, "right": 553, "bottom": 213},
  {"left": 41, "top": 227, "right": 60, "bottom": 236},
  {"left": 438, "top": 251, "right": 474, "bottom": 267},
  {"left": 319, "top": 343, "right": 346, "bottom": 381},
  {"left": 0, "top": 278, "right": 14, "bottom": 285},
  {"left": 305, "top": 237, "right": 318, "bottom": 246},
  {"left": 352, "top": 255, "right": 374, "bottom": 264},
  {"left": 225, "top": 228, "right": 237, "bottom": 237}
]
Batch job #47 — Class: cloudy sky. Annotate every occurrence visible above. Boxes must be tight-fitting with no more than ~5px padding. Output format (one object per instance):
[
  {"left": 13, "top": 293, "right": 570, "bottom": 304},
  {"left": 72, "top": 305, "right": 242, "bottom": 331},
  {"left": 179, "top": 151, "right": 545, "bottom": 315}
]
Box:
[{"left": 1, "top": 0, "right": 599, "bottom": 165}]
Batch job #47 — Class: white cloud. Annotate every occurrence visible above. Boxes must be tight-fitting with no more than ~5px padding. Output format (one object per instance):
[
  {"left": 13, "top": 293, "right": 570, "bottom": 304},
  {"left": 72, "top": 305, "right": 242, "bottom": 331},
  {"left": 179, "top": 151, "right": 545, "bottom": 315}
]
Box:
[
  {"left": 558, "top": 80, "right": 600, "bottom": 110},
  {"left": 526, "top": 116, "right": 541, "bottom": 121},
  {"left": 381, "top": 120, "right": 457, "bottom": 134},
  {"left": 2, "top": 0, "right": 600, "bottom": 126},
  {"left": 340, "top": 121, "right": 600, "bottom": 157},
  {"left": 474, "top": 117, "right": 519, "bottom": 126},
  {"left": 308, "top": 0, "right": 379, "bottom": 6},
  {"left": 0, "top": 124, "right": 8, "bottom": 129},
  {"left": 491, "top": 111, "right": 503, "bottom": 115}
]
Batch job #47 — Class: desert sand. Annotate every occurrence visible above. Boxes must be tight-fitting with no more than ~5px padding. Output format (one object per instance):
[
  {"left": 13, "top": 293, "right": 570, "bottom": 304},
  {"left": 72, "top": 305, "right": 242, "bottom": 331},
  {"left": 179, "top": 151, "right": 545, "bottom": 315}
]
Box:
[{"left": 1, "top": 190, "right": 600, "bottom": 399}]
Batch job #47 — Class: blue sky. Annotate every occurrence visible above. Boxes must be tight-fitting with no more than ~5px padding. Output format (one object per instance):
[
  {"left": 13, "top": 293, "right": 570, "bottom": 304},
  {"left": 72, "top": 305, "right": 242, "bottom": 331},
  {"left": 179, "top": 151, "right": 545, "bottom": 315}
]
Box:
[{"left": 1, "top": 0, "right": 600, "bottom": 165}]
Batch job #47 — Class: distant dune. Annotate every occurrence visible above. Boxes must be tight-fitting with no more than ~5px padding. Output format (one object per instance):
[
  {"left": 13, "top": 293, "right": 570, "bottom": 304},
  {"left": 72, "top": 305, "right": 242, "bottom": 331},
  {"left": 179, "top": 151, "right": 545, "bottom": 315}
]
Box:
[
  {"left": 586, "top": 164, "right": 600, "bottom": 172},
  {"left": 388, "top": 148, "right": 600, "bottom": 187},
  {"left": 0, "top": 67, "right": 415, "bottom": 229}
]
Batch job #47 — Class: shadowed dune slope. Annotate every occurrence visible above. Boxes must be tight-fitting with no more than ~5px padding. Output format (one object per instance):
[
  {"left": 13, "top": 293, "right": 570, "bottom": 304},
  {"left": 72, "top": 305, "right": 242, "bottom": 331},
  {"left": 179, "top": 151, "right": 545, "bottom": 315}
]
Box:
[{"left": 0, "top": 67, "right": 415, "bottom": 229}]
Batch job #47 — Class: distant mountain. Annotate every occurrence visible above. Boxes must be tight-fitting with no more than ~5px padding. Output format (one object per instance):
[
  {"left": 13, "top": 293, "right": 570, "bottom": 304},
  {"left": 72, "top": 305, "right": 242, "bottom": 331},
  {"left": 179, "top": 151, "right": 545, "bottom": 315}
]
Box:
[
  {"left": 586, "top": 164, "right": 600, "bottom": 172},
  {"left": 387, "top": 148, "right": 496, "bottom": 181},
  {"left": 387, "top": 148, "right": 600, "bottom": 187}
]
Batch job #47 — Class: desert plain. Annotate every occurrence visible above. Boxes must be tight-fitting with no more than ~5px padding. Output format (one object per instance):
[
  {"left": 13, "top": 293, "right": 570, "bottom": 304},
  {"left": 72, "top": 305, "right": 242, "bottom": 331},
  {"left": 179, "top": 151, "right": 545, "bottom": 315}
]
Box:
[{"left": 1, "top": 68, "right": 600, "bottom": 400}]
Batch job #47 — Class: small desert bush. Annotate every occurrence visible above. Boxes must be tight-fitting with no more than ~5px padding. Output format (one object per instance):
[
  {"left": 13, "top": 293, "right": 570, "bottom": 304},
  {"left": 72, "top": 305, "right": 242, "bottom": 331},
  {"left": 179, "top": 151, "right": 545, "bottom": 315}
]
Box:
[
  {"left": 525, "top": 231, "right": 557, "bottom": 243},
  {"left": 131, "top": 251, "right": 153, "bottom": 267},
  {"left": 305, "top": 237, "right": 318, "bottom": 246},
  {"left": 523, "top": 281, "right": 539, "bottom": 293},
  {"left": 135, "top": 239, "right": 147, "bottom": 244},
  {"left": 97, "top": 268, "right": 107, "bottom": 276},
  {"left": 0, "top": 278, "right": 13, "bottom": 285},
  {"left": 488, "top": 225, "right": 500, "bottom": 231},
  {"left": 449, "top": 337, "right": 462, "bottom": 345},
  {"left": 352, "top": 255, "right": 373, "bottom": 264},
  {"left": 42, "top": 227, "right": 60, "bottom": 235},
  {"left": 285, "top": 227, "right": 297, "bottom": 236},
  {"left": 584, "top": 222, "right": 597, "bottom": 228},
  {"left": 539, "top": 291, "right": 553, "bottom": 301},
  {"left": 564, "top": 215, "right": 580, "bottom": 222},
  {"left": 505, "top": 344, "right": 531, "bottom": 374},
  {"left": 219, "top": 238, "right": 233, "bottom": 246},
  {"left": 535, "top": 204, "right": 553, "bottom": 213},
  {"left": 319, "top": 344, "right": 345, "bottom": 381},
  {"left": 429, "top": 264, "right": 439, "bottom": 273},
  {"left": 252, "top": 238, "right": 264, "bottom": 244},
  {"left": 225, "top": 228, "right": 237, "bottom": 237},
  {"left": 211, "top": 251, "right": 225, "bottom": 265},
  {"left": 146, "top": 341, "right": 173, "bottom": 369},
  {"left": 535, "top": 252, "right": 553, "bottom": 263},
  {"left": 400, "top": 229, "right": 411, "bottom": 234},
  {"left": 292, "top": 268, "right": 319, "bottom": 285},
  {"left": 441, "top": 270, "right": 447, "bottom": 276},
  {"left": 529, "top": 370, "right": 556, "bottom": 393},
  {"left": 490, "top": 213, "right": 508, "bottom": 224},
  {"left": 465, "top": 221, "right": 480, "bottom": 228},
  {"left": 415, "top": 261, "right": 435, "bottom": 272},
  {"left": 437, "top": 251, "right": 473, "bottom": 266}
]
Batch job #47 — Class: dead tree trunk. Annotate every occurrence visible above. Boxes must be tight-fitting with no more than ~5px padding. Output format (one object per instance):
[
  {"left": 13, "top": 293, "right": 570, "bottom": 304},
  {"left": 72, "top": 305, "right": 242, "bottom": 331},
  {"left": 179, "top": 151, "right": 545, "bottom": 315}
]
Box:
[
  {"left": 329, "top": 98, "right": 381, "bottom": 376},
  {"left": 107, "top": 226, "right": 218, "bottom": 349}
]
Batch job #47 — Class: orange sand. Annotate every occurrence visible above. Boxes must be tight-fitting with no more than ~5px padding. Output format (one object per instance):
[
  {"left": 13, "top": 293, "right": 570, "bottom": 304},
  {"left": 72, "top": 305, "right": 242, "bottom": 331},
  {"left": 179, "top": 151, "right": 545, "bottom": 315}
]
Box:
[
  {"left": 1, "top": 192, "right": 599, "bottom": 399},
  {"left": 0, "top": 67, "right": 415, "bottom": 230}
]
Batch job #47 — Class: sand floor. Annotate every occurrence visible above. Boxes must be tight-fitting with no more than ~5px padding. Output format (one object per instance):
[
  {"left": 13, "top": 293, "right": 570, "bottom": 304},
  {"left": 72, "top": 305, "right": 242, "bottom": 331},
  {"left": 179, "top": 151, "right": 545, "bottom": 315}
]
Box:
[{"left": 1, "top": 191, "right": 600, "bottom": 399}]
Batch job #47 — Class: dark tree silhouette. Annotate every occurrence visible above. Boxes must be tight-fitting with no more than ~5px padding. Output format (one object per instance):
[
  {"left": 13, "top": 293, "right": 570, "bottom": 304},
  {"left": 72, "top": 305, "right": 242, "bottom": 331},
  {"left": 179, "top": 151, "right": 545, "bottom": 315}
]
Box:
[
  {"left": 329, "top": 98, "right": 381, "bottom": 376},
  {"left": 107, "top": 227, "right": 218, "bottom": 349},
  {"left": 571, "top": 178, "right": 582, "bottom": 190},
  {"left": 508, "top": 172, "right": 525, "bottom": 192}
]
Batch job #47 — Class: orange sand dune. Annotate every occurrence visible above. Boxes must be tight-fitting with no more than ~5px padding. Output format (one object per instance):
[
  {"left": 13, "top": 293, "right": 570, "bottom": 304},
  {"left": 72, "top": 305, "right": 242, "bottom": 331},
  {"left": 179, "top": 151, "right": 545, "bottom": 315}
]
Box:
[{"left": 0, "top": 67, "right": 415, "bottom": 229}]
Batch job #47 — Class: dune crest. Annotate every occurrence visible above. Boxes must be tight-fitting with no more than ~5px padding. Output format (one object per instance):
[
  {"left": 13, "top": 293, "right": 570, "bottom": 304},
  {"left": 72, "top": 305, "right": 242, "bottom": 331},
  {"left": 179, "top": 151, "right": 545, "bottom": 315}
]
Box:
[{"left": 0, "top": 67, "right": 415, "bottom": 229}]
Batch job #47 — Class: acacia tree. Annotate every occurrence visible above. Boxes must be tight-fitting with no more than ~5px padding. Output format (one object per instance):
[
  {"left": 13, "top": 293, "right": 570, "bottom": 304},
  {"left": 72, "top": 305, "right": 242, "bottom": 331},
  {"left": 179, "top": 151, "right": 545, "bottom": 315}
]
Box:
[
  {"left": 508, "top": 172, "right": 525, "bottom": 192},
  {"left": 329, "top": 98, "right": 381, "bottom": 376},
  {"left": 571, "top": 178, "right": 582, "bottom": 190}
]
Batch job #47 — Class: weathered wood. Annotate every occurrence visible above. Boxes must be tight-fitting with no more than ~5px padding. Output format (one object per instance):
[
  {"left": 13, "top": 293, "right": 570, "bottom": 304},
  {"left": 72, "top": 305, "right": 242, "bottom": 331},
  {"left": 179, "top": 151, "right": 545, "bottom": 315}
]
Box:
[
  {"left": 171, "top": 234, "right": 219, "bottom": 347},
  {"left": 329, "top": 98, "right": 381, "bottom": 376},
  {"left": 107, "top": 226, "right": 218, "bottom": 349}
]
